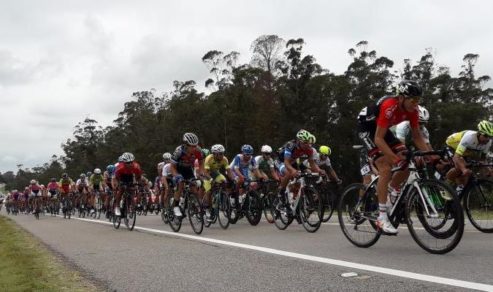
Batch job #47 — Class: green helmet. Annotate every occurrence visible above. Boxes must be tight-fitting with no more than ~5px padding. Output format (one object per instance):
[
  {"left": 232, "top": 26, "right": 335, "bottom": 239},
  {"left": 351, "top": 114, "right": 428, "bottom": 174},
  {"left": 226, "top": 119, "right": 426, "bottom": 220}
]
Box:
[
  {"left": 308, "top": 133, "right": 316, "bottom": 144},
  {"left": 319, "top": 145, "right": 331, "bottom": 156},
  {"left": 478, "top": 120, "right": 493, "bottom": 137},
  {"left": 296, "top": 129, "right": 311, "bottom": 142},
  {"left": 202, "top": 148, "right": 210, "bottom": 157}
]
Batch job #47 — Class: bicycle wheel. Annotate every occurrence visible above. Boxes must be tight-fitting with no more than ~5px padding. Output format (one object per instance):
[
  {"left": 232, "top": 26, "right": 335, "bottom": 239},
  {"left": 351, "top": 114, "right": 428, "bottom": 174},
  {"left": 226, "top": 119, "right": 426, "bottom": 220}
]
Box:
[
  {"left": 464, "top": 179, "right": 493, "bottom": 233},
  {"left": 96, "top": 196, "right": 102, "bottom": 219},
  {"left": 113, "top": 211, "right": 121, "bottom": 229},
  {"left": 187, "top": 194, "right": 204, "bottom": 235},
  {"left": 262, "top": 193, "right": 275, "bottom": 224},
  {"left": 245, "top": 191, "right": 262, "bottom": 226},
  {"left": 299, "top": 187, "right": 322, "bottom": 233},
  {"left": 271, "top": 196, "right": 293, "bottom": 230},
  {"left": 405, "top": 179, "right": 464, "bottom": 254},
  {"left": 228, "top": 194, "right": 240, "bottom": 224},
  {"left": 125, "top": 197, "right": 137, "bottom": 231},
  {"left": 320, "top": 188, "right": 336, "bottom": 223},
  {"left": 168, "top": 202, "right": 183, "bottom": 232},
  {"left": 217, "top": 191, "right": 230, "bottom": 229},
  {"left": 338, "top": 183, "right": 381, "bottom": 248}
]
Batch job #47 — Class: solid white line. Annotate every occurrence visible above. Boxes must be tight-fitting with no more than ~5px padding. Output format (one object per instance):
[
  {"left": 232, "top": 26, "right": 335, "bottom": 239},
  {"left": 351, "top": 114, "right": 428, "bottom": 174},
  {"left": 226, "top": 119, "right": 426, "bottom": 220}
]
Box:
[{"left": 74, "top": 217, "right": 493, "bottom": 292}]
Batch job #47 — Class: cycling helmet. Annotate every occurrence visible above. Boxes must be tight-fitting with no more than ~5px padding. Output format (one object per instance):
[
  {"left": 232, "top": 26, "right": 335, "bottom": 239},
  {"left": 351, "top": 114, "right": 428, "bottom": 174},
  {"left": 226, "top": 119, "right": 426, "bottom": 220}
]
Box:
[
  {"left": 418, "top": 105, "right": 430, "bottom": 123},
  {"left": 319, "top": 145, "right": 332, "bottom": 156},
  {"left": 50, "top": 178, "right": 56, "bottom": 182},
  {"left": 211, "top": 144, "right": 226, "bottom": 154},
  {"left": 308, "top": 133, "right": 316, "bottom": 144},
  {"left": 202, "top": 148, "right": 210, "bottom": 157},
  {"left": 478, "top": 120, "right": 493, "bottom": 137},
  {"left": 106, "top": 164, "right": 115, "bottom": 173},
  {"left": 118, "top": 155, "right": 124, "bottom": 162},
  {"left": 241, "top": 144, "right": 254, "bottom": 155},
  {"left": 162, "top": 152, "right": 172, "bottom": 161},
  {"left": 94, "top": 168, "right": 101, "bottom": 174},
  {"left": 80, "top": 173, "right": 86, "bottom": 178},
  {"left": 296, "top": 129, "right": 311, "bottom": 142},
  {"left": 62, "top": 173, "right": 68, "bottom": 178},
  {"left": 183, "top": 132, "right": 199, "bottom": 146},
  {"left": 261, "top": 145, "right": 272, "bottom": 154},
  {"left": 30, "top": 179, "right": 37, "bottom": 184},
  {"left": 121, "top": 152, "right": 135, "bottom": 163},
  {"left": 396, "top": 80, "right": 423, "bottom": 97},
  {"left": 86, "top": 172, "right": 92, "bottom": 177}
]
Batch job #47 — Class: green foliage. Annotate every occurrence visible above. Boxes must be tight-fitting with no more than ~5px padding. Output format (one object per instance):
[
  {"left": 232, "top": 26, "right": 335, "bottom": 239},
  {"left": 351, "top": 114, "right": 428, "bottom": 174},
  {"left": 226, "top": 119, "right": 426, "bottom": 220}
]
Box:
[{"left": 2, "top": 38, "right": 492, "bottom": 187}]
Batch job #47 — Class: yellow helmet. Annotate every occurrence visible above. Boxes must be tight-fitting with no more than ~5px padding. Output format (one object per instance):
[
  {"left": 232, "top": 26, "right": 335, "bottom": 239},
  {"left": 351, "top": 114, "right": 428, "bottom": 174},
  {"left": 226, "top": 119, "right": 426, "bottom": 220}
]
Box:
[{"left": 319, "top": 145, "right": 331, "bottom": 156}]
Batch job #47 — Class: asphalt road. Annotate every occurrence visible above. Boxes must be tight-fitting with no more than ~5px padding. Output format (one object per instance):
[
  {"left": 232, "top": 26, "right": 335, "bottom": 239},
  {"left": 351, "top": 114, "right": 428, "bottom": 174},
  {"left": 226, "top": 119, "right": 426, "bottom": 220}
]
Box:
[{"left": 2, "top": 208, "right": 492, "bottom": 292}]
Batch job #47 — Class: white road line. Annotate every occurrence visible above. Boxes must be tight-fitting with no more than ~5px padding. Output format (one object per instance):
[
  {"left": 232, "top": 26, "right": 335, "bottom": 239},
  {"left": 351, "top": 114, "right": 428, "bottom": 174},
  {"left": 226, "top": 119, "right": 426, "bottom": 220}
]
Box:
[{"left": 74, "top": 217, "right": 493, "bottom": 291}]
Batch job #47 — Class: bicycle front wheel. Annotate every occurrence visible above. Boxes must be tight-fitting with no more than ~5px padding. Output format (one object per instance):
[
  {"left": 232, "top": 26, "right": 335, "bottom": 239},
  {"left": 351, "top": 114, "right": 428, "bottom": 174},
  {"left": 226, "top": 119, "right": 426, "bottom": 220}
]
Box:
[
  {"left": 125, "top": 198, "right": 136, "bottom": 231},
  {"left": 464, "top": 179, "right": 493, "bottom": 233},
  {"left": 300, "top": 187, "right": 322, "bottom": 233},
  {"left": 405, "top": 179, "right": 464, "bottom": 254},
  {"left": 245, "top": 191, "right": 262, "bottom": 226},
  {"left": 338, "top": 183, "right": 381, "bottom": 248},
  {"left": 187, "top": 194, "right": 204, "bottom": 235},
  {"left": 218, "top": 191, "right": 230, "bottom": 229}
]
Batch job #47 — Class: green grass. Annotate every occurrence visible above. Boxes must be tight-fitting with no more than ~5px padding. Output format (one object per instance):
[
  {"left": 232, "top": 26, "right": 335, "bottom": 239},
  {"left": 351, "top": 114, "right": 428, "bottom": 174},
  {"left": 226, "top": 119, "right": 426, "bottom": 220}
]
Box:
[{"left": 0, "top": 216, "right": 100, "bottom": 292}]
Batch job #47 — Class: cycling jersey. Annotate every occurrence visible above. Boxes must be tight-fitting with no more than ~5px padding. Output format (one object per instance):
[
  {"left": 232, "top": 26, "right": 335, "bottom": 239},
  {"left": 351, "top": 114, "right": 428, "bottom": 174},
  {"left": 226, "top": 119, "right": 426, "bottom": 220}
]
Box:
[
  {"left": 47, "top": 182, "right": 59, "bottom": 191},
  {"left": 446, "top": 130, "right": 492, "bottom": 157},
  {"left": 76, "top": 178, "right": 89, "bottom": 187},
  {"left": 171, "top": 145, "right": 203, "bottom": 168},
  {"left": 255, "top": 155, "right": 276, "bottom": 174},
  {"left": 204, "top": 154, "right": 229, "bottom": 176},
  {"left": 115, "top": 161, "right": 143, "bottom": 183},
  {"left": 89, "top": 174, "right": 104, "bottom": 186},
  {"left": 161, "top": 163, "right": 172, "bottom": 177},
  {"left": 278, "top": 140, "right": 315, "bottom": 162},
  {"left": 230, "top": 154, "right": 258, "bottom": 178},
  {"left": 394, "top": 121, "right": 430, "bottom": 147},
  {"left": 303, "top": 152, "right": 332, "bottom": 168}
]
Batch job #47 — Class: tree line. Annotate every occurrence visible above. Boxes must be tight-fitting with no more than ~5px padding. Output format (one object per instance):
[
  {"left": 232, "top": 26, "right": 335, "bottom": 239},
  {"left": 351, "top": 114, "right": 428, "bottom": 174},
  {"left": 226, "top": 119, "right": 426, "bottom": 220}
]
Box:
[{"left": 1, "top": 36, "right": 492, "bottom": 191}]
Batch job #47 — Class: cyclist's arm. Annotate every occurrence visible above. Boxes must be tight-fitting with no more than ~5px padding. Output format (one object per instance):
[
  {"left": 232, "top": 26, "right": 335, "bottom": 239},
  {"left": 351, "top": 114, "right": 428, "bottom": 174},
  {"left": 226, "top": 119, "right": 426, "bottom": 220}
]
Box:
[
  {"left": 411, "top": 127, "right": 432, "bottom": 151},
  {"left": 374, "top": 126, "right": 400, "bottom": 162}
]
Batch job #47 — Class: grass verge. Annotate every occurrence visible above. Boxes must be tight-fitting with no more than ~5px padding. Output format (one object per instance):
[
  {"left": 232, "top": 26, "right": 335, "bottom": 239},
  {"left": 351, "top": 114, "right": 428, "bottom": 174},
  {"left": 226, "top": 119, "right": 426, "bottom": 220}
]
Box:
[{"left": 0, "top": 216, "right": 100, "bottom": 292}]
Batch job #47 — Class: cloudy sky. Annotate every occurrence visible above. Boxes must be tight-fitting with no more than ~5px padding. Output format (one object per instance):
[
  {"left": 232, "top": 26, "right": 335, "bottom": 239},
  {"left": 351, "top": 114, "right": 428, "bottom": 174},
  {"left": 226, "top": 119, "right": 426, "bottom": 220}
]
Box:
[{"left": 1, "top": 0, "right": 492, "bottom": 173}]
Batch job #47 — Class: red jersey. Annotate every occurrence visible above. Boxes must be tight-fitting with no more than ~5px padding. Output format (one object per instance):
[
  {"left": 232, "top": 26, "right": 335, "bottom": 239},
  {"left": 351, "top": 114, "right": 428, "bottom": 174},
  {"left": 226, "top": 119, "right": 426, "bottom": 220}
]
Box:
[
  {"left": 47, "top": 182, "right": 59, "bottom": 191},
  {"left": 115, "top": 161, "right": 143, "bottom": 181},
  {"left": 376, "top": 97, "right": 419, "bottom": 129}
]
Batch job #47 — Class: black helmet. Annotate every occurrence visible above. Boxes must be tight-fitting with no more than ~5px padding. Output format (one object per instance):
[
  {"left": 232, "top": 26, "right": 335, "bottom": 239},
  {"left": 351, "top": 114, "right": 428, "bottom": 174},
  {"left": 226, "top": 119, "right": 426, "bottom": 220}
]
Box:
[{"left": 397, "top": 80, "right": 423, "bottom": 97}]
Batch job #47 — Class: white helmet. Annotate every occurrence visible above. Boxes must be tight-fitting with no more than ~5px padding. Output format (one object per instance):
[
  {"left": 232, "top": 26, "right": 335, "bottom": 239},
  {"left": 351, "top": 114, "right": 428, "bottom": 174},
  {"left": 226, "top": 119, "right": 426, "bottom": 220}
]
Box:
[
  {"left": 418, "top": 105, "right": 429, "bottom": 123},
  {"left": 183, "top": 132, "right": 199, "bottom": 146},
  {"left": 261, "top": 145, "right": 272, "bottom": 153},
  {"left": 211, "top": 144, "right": 225, "bottom": 154},
  {"left": 162, "top": 152, "right": 172, "bottom": 160},
  {"left": 94, "top": 168, "right": 101, "bottom": 174},
  {"left": 121, "top": 152, "right": 135, "bottom": 163}
]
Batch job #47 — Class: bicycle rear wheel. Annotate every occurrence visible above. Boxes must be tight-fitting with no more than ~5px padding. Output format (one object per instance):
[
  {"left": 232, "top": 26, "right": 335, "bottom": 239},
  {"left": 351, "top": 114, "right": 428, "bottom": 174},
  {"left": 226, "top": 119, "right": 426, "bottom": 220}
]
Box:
[
  {"left": 464, "top": 179, "right": 493, "bottom": 233},
  {"left": 262, "top": 193, "right": 275, "bottom": 224},
  {"left": 187, "top": 194, "right": 204, "bottom": 235},
  {"left": 300, "top": 187, "right": 322, "bottom": 233},
  {"left": 271, "top": 196, "right": 293, "bottom": 230},
  {"left": 338, "top": 183, "right": 381, "bottom": 248},
  {"left": 405, "top": 179, "right": 464, "bottom": 254}
]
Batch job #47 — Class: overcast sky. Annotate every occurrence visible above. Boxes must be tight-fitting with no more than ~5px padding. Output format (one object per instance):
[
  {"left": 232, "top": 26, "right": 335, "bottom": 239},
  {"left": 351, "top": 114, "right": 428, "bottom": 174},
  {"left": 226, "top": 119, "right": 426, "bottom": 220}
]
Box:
[{"left": 1, "top": 0, "right": 492, "bottom": 173}]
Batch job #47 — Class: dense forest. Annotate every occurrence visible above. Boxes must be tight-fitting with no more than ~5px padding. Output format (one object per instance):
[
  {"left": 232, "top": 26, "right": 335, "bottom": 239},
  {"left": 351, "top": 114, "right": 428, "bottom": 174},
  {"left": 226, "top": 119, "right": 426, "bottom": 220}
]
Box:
[{"left": 1, "top": 36, "right": 492, "bottom": 191}]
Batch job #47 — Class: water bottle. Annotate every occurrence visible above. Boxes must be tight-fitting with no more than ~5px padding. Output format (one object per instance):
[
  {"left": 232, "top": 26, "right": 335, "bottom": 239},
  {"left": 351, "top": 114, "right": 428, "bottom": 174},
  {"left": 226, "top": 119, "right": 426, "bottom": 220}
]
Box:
[{"left": 179, "top": 197, "right": 185, "bottom": 208}]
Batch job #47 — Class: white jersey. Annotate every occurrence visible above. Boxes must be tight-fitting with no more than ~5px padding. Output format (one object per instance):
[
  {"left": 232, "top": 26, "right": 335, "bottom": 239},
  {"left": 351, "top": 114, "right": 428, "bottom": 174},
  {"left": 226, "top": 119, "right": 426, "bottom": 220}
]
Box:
[
  {"left": 394, "top": 121, "right": 430, "bottom": 146},
  {"left": 76, "top": 178, "right": 89, "bottom": 187},
  {"left": 302, "top": 152, "right": 332, "bottom": 168},
  {"left": 161, "top": 163, "right": 173, "bottom": 177}
]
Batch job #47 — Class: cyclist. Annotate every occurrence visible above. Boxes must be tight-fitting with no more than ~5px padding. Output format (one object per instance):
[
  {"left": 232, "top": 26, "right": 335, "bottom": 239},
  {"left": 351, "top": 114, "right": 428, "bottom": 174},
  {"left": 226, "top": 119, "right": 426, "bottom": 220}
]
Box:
[
  {"left": 445, "top": 120, "right": 493, "bottom": 192},
  {"left": 112, "top": 152, "right": 143, "bottom": 216},
  {"left": 170, "top": 133, "right": 204, "bottom": 217},
  {"left": 255, "top": 145, "right": 280, "bottom": 182},
  {"left": 230, "top": 144, "right": 263, "bottom": 205},
  {"left": 160, "top": 152, "right": 173, "bottom": 211},
  {"left": 277, "top": 129, "right": 325, "bottom": 199},
  {"left": 357, "top": 80, "right": 431, "bottom": 234},
  {"left": 29, "top": 179, "right": 42, "bottom": 213},
  {"left": 203, "top": 144, "right": 235, "bottom": 220},
  {"left": 89, "top": 168, "right": 105, "bottom": 214},
  {"left": 103, "top": 165, "right": 115, "bottom": 217},
  {"left": 305, "top": 145, "right": 342, "bottom": 184}
]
